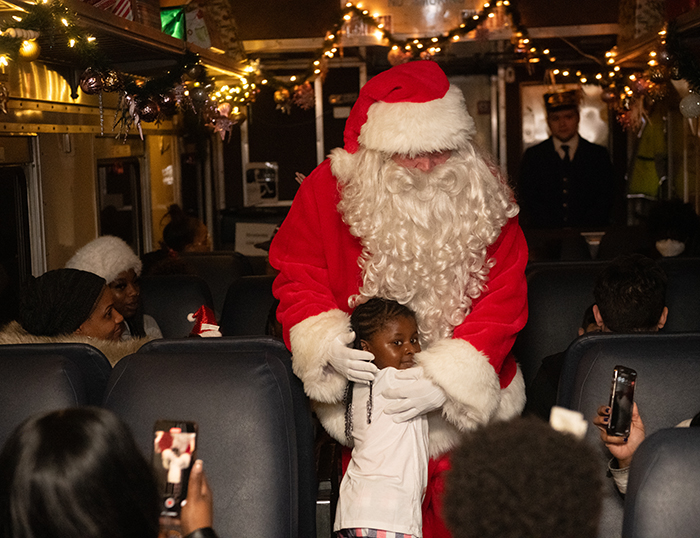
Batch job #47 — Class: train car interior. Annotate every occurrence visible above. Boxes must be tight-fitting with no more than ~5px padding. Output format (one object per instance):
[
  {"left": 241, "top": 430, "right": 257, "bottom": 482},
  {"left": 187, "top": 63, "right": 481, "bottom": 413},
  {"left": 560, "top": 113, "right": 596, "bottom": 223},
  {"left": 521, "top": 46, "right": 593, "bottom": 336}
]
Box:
[{"left": 0, "top": 0, "right": 699, "bottom": 537}]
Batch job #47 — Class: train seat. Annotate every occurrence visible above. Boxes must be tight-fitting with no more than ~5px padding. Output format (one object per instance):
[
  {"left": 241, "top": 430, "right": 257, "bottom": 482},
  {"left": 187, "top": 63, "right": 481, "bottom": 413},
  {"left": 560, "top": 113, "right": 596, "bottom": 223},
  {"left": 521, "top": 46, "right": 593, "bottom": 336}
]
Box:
[
  {"left": 179, "top": 251, "right": 253, "bottom": 319},
  {"left": 658, "top": 257, "right": 700, "bottom": 333},
  {"left": 219, "top": 275, "right": 276, "bottom": 337},
  {"left": 623, "top": 427, "right": 700, "bottom": 538},
  {"left": 0, "top": 349, "right": 89, "bottom": 447},
  {"left": 556, "top": 332, "right": 700, "bottom": 538},
  {"left": 140, "top": 274, "right": 214, "bottom": 338},
  {"left": 106, "top": 337, "right": 314, "bottom": 538},
  {"left": 513, "top": 261, "right": 605, "bottom": 387}
]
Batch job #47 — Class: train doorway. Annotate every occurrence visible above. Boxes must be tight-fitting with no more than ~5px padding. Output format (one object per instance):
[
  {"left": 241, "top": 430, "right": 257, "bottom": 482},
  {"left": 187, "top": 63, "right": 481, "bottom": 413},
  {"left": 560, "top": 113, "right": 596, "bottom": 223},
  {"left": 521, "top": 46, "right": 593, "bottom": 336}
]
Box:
[{"left": 0, "top": 166, "right": 31, "bottom": 325}]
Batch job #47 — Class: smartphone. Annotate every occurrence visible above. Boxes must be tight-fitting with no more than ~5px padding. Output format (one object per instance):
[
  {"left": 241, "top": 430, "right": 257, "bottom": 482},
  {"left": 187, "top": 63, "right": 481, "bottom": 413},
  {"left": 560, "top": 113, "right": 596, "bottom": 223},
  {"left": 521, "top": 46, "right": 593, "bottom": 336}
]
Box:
[
  {"left": 606, "top": 366, "right": 637, "bottom": 437},
  {"left": 153, "top": 420, "right": 198, "bottom": 517}
]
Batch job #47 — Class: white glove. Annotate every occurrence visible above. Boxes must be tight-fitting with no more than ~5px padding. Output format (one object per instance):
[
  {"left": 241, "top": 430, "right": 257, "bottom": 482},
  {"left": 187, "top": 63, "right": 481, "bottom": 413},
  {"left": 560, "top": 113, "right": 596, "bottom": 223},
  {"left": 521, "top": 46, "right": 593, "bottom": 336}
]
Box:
[
  {"left": 328, "top": 331, "right": 377, "bottom": 384},
  {"left": 384, "top": 367, "right": 447, "bottom": 422}
]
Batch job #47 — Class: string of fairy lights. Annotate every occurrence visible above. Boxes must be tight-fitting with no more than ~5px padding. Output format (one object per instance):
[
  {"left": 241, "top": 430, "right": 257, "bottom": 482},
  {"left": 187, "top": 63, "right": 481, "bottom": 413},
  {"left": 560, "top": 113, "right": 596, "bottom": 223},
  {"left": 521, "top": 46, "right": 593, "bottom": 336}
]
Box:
[{"left": 0, "top": 0, "right": 698, "bottom": 135}]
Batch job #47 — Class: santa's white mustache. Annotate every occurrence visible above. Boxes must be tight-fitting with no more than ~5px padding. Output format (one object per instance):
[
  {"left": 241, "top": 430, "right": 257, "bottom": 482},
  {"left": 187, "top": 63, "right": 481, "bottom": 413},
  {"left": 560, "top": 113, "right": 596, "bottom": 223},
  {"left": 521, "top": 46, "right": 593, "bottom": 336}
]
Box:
[{"left": 383, "top": 159, "right": 464, "bottom": 199}]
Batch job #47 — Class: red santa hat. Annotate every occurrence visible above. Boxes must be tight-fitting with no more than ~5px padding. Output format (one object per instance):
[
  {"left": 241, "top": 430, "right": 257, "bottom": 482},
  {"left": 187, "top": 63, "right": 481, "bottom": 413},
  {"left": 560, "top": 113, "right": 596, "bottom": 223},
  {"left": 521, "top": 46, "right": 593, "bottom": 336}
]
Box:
[
  {"left": 187, "top": 305, "right": 222, "bottom": 337},
  {"left": 342, "top": 60, "right": 476, "bottom": 157}
]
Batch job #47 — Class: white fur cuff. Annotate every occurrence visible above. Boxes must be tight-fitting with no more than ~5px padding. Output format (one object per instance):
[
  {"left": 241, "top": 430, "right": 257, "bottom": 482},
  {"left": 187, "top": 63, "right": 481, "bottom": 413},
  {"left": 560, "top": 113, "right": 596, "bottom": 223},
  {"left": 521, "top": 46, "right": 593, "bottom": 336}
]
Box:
[
  {"left": 289, "top": 309, "right": 352, "bottom": 404},
  {"left": 358, "top": 86, "right": 476, "bottom": 157},
  {"left": 418, "top": 338, "right": 501, "bottom": 432}
]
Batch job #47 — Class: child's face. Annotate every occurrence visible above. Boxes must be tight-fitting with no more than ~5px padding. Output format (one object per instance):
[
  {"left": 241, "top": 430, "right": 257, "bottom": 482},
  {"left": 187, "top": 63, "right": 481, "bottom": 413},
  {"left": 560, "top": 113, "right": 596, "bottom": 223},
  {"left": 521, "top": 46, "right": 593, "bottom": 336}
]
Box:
[{"left": 361, "top": 316, "right": 421, "bottom": 370}]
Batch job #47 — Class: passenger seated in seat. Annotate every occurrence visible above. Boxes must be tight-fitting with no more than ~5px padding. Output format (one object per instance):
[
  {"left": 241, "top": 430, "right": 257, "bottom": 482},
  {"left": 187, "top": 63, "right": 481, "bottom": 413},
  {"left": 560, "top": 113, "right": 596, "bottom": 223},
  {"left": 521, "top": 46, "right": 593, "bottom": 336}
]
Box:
[
  {"left": 443, "top": 416, "right": 603, "bottom": 538},
  {"left": 0, "top": 407, "right": 217, "bottom": 538},
  {"left": 335, "top": 298, "right": 428, "bottom": 538},
  {"left": 0, "top": 268, "right": 148, "bottom": 365},
  {"left": 142, "top": 204, "right": 211, "bottom": 276},
  {"left": 66, "top": 235, "right": 163, "bottom": 341},
  {"left": 526, "top": 254, "right": 668, "bottom": 420}
]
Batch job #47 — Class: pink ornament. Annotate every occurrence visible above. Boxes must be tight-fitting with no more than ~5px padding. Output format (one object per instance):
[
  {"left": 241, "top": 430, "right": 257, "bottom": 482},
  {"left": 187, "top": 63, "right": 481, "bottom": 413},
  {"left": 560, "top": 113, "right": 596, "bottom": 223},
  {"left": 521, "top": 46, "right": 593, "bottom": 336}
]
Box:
[{"left": 217, "top": 102, "right": 232, "bottom": 117}]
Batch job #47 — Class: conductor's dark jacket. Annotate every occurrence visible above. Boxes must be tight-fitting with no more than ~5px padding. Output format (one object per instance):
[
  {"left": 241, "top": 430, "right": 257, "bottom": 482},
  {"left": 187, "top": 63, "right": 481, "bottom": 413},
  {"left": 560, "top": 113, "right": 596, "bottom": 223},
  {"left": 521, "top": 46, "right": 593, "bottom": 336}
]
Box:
[{"left": 518, "top": 137, "right": 614, "bottom": 229}]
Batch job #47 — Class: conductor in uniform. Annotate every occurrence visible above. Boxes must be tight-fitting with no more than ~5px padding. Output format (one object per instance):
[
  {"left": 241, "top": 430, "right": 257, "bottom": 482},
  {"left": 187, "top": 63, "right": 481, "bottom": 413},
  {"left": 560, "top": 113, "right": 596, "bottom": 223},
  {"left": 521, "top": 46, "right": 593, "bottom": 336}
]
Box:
[{"left": 518, "top": 89, "right": 615, "bottom": 229}]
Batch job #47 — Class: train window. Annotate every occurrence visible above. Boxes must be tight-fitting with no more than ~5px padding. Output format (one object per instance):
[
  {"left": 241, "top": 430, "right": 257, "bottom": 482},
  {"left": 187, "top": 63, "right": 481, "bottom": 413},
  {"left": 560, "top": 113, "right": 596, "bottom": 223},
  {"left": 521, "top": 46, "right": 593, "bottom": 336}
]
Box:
[{"left": 97, "top": 159, "right": 143, "bottom": 254}]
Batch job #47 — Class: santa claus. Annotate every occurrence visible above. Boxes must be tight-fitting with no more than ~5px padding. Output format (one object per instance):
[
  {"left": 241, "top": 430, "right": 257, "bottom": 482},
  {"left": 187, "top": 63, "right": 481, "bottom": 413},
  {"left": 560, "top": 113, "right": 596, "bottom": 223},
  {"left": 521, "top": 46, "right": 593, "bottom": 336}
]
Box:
[{"left": 269, "top": 60, "right": 528, "bottom": 537}]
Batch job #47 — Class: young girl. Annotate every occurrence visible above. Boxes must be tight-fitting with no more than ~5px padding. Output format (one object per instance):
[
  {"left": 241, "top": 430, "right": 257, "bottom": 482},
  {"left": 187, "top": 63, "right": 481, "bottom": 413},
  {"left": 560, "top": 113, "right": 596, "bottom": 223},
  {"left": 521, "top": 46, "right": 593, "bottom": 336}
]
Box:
[{"left": 334, "top": 297, "right": 429, "bottom": 538}]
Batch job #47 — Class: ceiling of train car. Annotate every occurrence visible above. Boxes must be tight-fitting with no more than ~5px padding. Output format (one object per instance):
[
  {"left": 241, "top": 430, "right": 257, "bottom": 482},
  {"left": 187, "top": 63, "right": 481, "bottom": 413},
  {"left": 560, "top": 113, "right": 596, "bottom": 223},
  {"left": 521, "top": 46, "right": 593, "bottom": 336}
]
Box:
[
  {"left": 232, "top": 0, "right": 623, "bottom": 75},
  {"left": 3, "top": 0, "right": 244, "bottom": 80}
]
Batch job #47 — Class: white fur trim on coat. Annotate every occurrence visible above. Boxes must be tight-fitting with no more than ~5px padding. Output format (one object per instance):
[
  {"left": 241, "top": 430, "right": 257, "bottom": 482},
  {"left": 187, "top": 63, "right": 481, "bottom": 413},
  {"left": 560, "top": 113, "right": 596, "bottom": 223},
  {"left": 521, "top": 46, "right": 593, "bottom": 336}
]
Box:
[
  {"left": 358, "top": 86, "right": 476, "bottom": 157},
  {"left": 289, "top": 309, "right": 352, "bottom": 404},
  {"left": 310, "top": 335, "right": 527, "bottom": 458},
  {"left": 0, "top": 321, "right": 149, "bottom": 366}
]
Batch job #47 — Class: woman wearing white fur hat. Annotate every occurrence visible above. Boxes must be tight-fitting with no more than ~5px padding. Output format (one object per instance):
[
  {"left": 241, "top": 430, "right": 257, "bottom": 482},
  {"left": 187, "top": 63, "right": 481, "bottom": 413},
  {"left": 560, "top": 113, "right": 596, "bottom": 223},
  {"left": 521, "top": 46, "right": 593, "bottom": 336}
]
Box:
[{"left": 66, "top": 236, "right": 162, "bottom": 341}]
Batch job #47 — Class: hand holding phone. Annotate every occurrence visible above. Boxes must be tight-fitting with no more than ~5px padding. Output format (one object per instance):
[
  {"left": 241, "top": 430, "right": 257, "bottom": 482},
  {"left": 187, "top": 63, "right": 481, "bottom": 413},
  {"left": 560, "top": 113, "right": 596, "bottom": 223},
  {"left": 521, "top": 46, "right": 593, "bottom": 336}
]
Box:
[
  {"left": 594, "top": 402, "right": 646, "bottom": 468},
  {"left": 180, "top": 459, "right": 214, "bottom": 536},
  {"left": 606, "top": 365, "right": 637, "bottom": 437}
]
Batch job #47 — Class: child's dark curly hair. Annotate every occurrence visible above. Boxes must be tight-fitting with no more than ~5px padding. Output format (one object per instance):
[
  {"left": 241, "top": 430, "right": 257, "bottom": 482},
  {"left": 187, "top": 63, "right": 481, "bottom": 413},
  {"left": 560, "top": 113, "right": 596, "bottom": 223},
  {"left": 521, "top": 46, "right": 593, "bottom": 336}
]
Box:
[
  {"left": 350, "top": 297, "right": 417, "bottom": 349},
  {"left": 444, "top": 416, "right": 603, "bottom": 538}
]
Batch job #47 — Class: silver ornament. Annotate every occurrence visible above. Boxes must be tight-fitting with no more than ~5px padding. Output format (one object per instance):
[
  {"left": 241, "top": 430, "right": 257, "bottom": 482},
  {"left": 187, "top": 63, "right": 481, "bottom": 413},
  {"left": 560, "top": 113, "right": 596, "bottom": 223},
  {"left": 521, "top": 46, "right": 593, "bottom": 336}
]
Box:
[{"left": 679, "top": 92, "right": 700, "bottom": 119}]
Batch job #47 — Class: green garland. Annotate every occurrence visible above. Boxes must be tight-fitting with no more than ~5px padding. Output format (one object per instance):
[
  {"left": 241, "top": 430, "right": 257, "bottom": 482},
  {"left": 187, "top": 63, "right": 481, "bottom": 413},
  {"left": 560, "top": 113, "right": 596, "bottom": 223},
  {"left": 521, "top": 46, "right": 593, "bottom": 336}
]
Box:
[{"left": 0, "top": 0, "right": 108, "bottom": 69}]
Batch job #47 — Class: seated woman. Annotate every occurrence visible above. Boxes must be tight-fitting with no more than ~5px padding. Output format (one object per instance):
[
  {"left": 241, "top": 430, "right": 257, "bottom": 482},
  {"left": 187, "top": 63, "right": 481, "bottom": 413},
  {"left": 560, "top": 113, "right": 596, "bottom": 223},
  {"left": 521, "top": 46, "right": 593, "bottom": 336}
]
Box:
[
  {"left": 142, "top": 204, "right": 211, "bottom": 276},
  {"left": 65, "top": 235, "right": 163, "bottom": 341},
  {"left": 0, "top": 268, "right": 148, "bottom": 365},
  {"left": 0, "top": 407, "right": 217, "bottom": 538}
]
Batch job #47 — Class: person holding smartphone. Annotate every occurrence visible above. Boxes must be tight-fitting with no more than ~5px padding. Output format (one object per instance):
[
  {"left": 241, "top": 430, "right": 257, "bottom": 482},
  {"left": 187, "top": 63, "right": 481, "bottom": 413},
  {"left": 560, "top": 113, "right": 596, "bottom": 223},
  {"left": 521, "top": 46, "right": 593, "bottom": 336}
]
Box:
[
  {"left": 594, "top": 404, "right": 700, "bottom": 495},
  {"left": 0, "top": 407, "right": 218, "bottom": 538}
]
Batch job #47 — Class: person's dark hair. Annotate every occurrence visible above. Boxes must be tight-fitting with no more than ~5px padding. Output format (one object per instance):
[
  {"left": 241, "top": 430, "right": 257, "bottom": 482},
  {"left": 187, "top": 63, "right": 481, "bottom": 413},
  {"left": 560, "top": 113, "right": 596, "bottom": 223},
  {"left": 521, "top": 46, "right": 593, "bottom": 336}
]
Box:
[
  {"left": 0, "top": 407, "right": 160, "bottom": 538},
  {"left": 593, "top": 254, "right": 667, "bottom": 332},
  {"left": 350, "top": 297, "right": 417, "bottom": 349},
  {"left": 19, "top": 269, "right": 106, "bottom": 337},
  {"left": 161, "top": 204, "right": 203, "bottom": 253},
  {"left": 444, "top": 416, "right": 603, "bottom": 538},
  {"left": 581, "top": 303, "right": 596, "bottom": 331}
]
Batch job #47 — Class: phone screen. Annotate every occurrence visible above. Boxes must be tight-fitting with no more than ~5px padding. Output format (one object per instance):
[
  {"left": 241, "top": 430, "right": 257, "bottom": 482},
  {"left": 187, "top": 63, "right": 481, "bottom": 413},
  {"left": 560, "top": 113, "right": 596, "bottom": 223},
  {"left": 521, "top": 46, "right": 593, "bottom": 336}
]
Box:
[
  {"left": 153, "top": 420, "right": 198, "bottom": 517},
  {"left": 607, "top": 366, "right": 637, "bottom": 437}
]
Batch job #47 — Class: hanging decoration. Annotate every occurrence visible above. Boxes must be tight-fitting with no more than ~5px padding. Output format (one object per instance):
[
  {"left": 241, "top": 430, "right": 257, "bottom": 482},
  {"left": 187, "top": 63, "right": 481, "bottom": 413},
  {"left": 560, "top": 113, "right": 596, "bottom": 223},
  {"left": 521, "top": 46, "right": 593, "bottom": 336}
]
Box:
[
  {"left": 0, "top": 0, "right": 698, "bottom": 134},
  {"left": 0, "top": 82, "right": 8, "bottom": 114},
  {"left": 679, "top": 92, "right": 700, "bottom": 119},
  {"left": 292, "top": 82, "right": 315, "bottom": 110}
]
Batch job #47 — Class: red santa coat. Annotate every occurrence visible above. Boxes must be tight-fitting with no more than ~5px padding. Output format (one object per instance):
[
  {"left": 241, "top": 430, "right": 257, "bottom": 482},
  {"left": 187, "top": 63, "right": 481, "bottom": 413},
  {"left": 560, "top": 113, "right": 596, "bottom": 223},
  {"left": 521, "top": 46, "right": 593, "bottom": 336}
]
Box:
[{"left": 270, "top": 159, "right": 528, "bottom": 458}]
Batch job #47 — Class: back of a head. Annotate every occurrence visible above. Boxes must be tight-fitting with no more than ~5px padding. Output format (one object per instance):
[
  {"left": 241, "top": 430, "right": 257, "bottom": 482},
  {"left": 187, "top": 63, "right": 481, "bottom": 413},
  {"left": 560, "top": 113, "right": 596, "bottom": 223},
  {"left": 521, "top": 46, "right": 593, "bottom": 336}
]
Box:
[
  {"left": 350, "top": 297, "right": 416, "bottom": 347},
  {"left": 162, "top": 204, "right": 201, "bottom": 253},
  {"left": 593, "top": 254, "right": 667, "bottom": 332},
  {"left": 0, "top": 407, "right": 159, "bottom": 538},
  {"left": 444, "top": 416, "right": 602, "bottom": 538},
  {"left": 18, "top": 269, "right": 106, "bottom": 337}
]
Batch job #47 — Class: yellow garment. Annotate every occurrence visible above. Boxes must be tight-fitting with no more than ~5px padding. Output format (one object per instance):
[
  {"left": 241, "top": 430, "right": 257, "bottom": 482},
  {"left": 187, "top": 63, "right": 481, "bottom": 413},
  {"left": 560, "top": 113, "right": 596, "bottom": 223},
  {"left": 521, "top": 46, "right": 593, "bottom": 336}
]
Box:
[{"left": 629, "top": 109, "right": 667, "bottom": 197}]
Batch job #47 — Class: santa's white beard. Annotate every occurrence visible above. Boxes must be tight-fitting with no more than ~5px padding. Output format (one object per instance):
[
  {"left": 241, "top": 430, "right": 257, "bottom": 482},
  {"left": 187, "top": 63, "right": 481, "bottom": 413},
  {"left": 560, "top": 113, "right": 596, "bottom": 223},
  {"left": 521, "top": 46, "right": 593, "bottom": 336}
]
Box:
[{"left": 335, "top": 145, "right": 518, "bottom": 345}]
